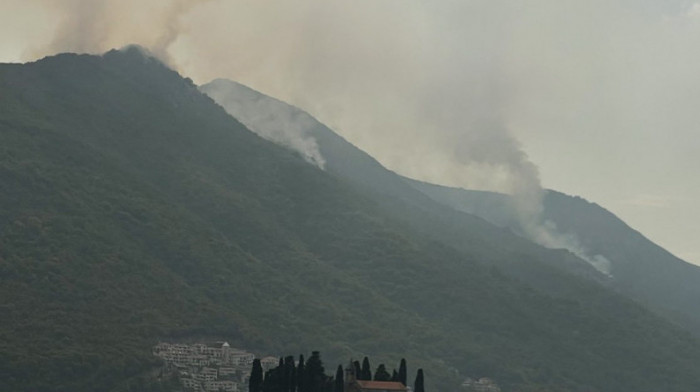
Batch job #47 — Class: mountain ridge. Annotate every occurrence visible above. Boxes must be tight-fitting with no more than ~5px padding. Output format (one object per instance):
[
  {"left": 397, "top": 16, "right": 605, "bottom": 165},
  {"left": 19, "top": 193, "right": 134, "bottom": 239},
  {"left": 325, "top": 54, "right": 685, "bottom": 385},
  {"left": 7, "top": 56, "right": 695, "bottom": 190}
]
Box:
[
  {"left": 2, "top": 50, "right": 700, "bottom": 392},
  {"left": 404, "top": 178, "right": 700, "bottom": 334},
  {"left": 201, "top": 78, "right": 700, "bottom": 337}
]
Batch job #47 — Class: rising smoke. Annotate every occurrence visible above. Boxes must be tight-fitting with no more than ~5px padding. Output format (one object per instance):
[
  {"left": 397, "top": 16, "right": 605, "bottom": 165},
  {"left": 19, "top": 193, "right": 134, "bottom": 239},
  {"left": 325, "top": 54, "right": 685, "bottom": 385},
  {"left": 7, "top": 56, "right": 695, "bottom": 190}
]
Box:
[
  {"left": 200, "top": 79, "right": 326, "bottom": 169},
  {"left": 20, "top": 0, "right": 699, "bottom": 272},
  {"left": 29, "top": 0, "right": 210, "bottom": 66}
]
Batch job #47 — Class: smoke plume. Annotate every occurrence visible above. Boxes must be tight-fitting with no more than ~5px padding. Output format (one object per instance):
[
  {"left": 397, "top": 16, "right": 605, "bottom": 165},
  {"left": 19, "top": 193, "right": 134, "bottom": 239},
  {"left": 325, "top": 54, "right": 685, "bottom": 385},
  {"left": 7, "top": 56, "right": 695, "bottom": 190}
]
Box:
[
  {"left": 28, "top": 0, "right": 210, "bottom": 66},
  {"left": 200, "top": 79, "right": 326, "bottom": 169},
  {"left": 10, "top": 0, "right": 700, "bottom": 267}
]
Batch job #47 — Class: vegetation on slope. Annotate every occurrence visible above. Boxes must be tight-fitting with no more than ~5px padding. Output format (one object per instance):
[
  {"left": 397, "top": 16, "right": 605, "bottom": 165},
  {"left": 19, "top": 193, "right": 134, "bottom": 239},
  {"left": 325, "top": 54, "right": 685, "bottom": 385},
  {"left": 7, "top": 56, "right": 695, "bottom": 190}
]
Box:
[
  {"left": 406, "top": 179, "right": 700, "bottom": 335},
  {"left": 2, "top": 48, "right": 700, "bottom": 392}
]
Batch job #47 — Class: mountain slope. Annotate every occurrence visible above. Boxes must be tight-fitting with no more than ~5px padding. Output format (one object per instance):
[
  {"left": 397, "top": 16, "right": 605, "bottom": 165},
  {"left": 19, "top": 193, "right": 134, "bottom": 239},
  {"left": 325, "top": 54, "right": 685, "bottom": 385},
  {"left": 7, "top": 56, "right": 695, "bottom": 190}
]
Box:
[
  {"left": 3, "top": 50, "right": 700, "bottom": 392},
  {"left": 200, "top": 79, "right": 700, "bottom": 336},
  {"left": 200, "top": 80, "right": 605, "bottom": 290},
  {"left": 406, "top": 180, "right": 700, "bottom": 334}
]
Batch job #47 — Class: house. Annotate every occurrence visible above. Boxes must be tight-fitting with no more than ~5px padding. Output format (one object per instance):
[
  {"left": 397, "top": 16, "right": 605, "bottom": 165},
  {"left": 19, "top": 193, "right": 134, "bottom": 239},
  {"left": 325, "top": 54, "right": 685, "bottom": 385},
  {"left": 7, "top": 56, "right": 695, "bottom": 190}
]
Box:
[
  {"left": 181, "top": 377, "right": 202, "bottom": 391},
  {"left": 351, "top": 380, "right": 409, "bottom": 392},
  {"left": 344, "top": 362, "right": 407, "bottom": 392},
  {"left": 260, "top": 356, "right": 280, "bottom": 371},
  {"left": 461, "top": 377, "right": 500, "bottom": 392},
  {"left": 205, "top": 380, "right": 238, "bottom": 392},
  {"left": 219, "top": 367, "right": 237, "bottom": 377}
]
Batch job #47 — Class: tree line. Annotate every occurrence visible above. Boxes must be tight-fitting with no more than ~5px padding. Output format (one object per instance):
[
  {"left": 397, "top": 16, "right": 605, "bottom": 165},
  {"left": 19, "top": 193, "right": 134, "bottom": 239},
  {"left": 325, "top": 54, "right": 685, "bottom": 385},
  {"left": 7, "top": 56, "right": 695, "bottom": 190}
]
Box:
[{"left": 249, "top": 352, "right": 424, "bottom": 392}]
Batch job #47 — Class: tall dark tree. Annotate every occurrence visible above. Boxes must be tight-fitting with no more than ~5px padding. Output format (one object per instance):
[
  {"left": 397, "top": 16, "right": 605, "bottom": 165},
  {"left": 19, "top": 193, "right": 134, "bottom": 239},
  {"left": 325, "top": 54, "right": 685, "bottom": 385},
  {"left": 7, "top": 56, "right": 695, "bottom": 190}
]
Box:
[
  {"left": 334, "top": 365, "right": 344, "bottom": 392},
  {"left": 305, "top": 351, "right": 326, "bottom": 392},
  {"left": 413, "top": 369, "right": 424, "bottom": 392},
  {"left": 250, "top": 359, "right": 264, "bottom": 392},
  {"left": 297, "top": 355, "right": 305, "bottom": 392},
  {"left": 391, "top": 370, "right": 398, "bottom": 382},
  {"left": 374, "top": 364, "right": 391, "bottom": 381},
  {"left": 285, "top": 356, "right": 296, "bottom": 392},
  {"left": 360, "top": 357, "right": 372, "bottom": 381},
  {"left": 398, "top": 359, "right": 407, "bottom": 386},
  {"left": 263, "top": 366, "right": 283, "bottom": 392},
  {"left": 353, "top": 361, "right": 361, "bottom": 380}
]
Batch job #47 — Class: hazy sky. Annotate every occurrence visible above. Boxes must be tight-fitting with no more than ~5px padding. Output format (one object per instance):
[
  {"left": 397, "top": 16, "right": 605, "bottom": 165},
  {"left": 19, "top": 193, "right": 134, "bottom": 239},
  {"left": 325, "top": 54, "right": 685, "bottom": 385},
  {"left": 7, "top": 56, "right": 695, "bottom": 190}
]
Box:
[{"left": 2, "top": 0, "right": 699, "bottom": 265}]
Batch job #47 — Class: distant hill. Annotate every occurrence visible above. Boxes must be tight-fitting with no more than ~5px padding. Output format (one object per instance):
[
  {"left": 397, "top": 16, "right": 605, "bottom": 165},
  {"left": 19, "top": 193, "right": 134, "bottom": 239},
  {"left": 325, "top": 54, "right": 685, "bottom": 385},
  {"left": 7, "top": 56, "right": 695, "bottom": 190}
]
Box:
[
  {"left": 2, "top": 49, "right": 700, "bottom": 392},
  {"left": 202, "top": 79, "right": 700, "bottom": 336},
  {"left": 201, "top": 79, "right": 700, "bottom": 390},
  {"left": 201, "top": 80, "right": 605, "bottom": 289},
  {"left": 407, "top": 180, "right": 700, "bottom": 334}
]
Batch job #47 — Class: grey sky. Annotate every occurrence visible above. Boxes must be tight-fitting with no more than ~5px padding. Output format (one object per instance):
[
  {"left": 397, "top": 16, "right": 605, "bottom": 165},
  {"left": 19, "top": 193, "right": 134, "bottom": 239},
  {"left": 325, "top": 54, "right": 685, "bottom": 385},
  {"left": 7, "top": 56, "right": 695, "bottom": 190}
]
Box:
[{"left": 2, "top": 0, "right": 699, "bottom": 264}]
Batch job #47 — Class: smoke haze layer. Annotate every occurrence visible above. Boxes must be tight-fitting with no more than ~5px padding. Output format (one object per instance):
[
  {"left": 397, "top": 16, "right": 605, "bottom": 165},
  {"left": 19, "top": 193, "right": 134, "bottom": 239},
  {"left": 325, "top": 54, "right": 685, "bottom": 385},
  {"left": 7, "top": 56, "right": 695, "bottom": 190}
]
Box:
[
  {"left": 200, "top": 79, "right": 326, "bottom": 169},
  {"left": 3, "top": 0, "right": 700, "bottom": 265}
]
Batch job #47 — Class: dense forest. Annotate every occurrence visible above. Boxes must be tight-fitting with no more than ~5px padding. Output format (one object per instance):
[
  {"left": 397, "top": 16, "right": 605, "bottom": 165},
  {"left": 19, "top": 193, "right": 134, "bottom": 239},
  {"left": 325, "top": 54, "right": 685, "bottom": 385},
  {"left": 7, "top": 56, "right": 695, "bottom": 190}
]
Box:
[
  {"left": 249, "top": 353, "right": 418, "bottom": 392},
  {"left": 3, "top": 48, "right": 700, "bottom": 392}
]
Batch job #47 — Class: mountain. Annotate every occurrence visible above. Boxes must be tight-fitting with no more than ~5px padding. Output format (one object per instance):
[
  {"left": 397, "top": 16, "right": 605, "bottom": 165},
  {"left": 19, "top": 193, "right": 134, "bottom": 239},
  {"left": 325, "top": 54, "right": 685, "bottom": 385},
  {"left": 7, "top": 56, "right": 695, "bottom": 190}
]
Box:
[
  {"left": 406, "top": 181, "right": 700, "bottom": 334},
  {"left": 201, "top": 79, "right": 700, "bottom": 335},
  {"left": 3, "top": 49, "right": 700, "bottom": 392},
  {"left": 200, "top": 80, "right": 605, "bottom": 290}
]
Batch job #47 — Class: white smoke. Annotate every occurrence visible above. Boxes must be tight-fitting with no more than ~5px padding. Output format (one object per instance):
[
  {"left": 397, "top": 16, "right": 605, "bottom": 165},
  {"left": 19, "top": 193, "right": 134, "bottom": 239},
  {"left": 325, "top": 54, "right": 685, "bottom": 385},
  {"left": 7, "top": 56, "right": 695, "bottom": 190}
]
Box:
[
  {"left": 200, "top": 79, "right": 326, "bottom": 169},
  {"left": 451, "top": 117, "right": 612, "bottom": 275},
  {"left": 11, "top": 0, "right": 637, "bottom": 272},
  {"left": 526, "top": 218, "right": 612, "bottom": 276},
  {"left": 27, "top": 0, "right": 211, "bottom": 66}
]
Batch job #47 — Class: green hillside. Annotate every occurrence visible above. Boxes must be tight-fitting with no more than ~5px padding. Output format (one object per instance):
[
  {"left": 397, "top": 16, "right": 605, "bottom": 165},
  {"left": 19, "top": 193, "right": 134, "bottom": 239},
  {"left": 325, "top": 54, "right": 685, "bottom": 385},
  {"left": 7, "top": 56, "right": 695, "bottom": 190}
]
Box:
[
  {"left": 405, "top": 179, "right": 700, "bottom": 335},
  {"left": 200, "top": 80, "right": 607, "bottom": 295},
  {"left": 2, "top": 48, "right": 700, "bottom": 392}
]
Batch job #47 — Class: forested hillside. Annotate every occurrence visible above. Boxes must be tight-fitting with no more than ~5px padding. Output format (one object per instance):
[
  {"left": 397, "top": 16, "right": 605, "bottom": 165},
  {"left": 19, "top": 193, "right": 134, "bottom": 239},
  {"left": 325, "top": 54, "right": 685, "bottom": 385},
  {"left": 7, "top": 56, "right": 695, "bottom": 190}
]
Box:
[
  {"left": 406, "top": 180, "right": 700, "bottom": 335},
  {"left": 2, "top": 48, "right": 700, "bottom": 392}
]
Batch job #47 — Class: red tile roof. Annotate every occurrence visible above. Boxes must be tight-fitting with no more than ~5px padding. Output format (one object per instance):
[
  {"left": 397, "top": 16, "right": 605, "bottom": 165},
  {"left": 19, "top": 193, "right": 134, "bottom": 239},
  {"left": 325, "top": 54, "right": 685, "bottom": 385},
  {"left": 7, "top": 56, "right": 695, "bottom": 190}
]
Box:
[{"left": 356, "top": 380, "right": 407, "bottom": 391}]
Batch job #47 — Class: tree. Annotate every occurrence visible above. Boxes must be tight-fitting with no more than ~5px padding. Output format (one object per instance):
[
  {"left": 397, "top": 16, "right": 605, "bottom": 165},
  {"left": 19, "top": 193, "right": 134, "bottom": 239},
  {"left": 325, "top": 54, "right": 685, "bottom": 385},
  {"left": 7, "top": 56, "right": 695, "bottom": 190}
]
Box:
[
  {"left": 334, "top": 365, "right": 344, "bottom": 392},
  {"left": 374, "top": 364, "right": 391, "bottom": 382},
  {"left": 297, "top": 355, "right": 305, "bottom": 392},
  {"left": 305, "top": 351, "right": 326, "bottom": 392},
  {"left": 413, "top": 369, "right": 424, "bottom": 392},
  {"left": 353, "top": 361, "right": 361, "bottom": 380},
  {"left": 250, "top": 359, "right": 263, "bottom": 392},
  {"left": 360, "top": 357, "right": 372, "bottom": 381},
  {"left": 398, "top": 359, "right": 407, "bottom": 386},
  {"left": 285, "top": 356, "right": 296, "bottom": 392},
  {"left": 263, "top": 366, "right": 283, "bottom": 392},
  {"left": 391, "top": 370, "right": 398, "bottom": 382}
]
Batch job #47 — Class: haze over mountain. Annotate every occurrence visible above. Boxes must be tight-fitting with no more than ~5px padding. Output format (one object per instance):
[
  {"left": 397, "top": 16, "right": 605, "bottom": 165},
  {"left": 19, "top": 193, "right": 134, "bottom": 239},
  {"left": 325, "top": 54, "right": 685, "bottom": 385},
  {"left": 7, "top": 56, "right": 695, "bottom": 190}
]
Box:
[
  {"left": 3, "top": 1, "right": 700, "bottom": 266},
  {"left": 4, "top": 48, "right": 700, "bottom": 392},
  {"left": 202, "top": 78, "right": 700, "bottom": 337},
  {"left": 405, "top": 182, "right": 700, "bottom": 334}
]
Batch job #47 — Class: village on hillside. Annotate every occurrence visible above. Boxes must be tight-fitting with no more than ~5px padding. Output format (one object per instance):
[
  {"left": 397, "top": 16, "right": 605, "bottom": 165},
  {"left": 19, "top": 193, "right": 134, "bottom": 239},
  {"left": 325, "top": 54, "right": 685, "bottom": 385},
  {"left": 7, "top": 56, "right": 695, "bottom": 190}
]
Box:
[
  {"left": 153, "top": 341, "right": 281, "bottom": 392},
  {"left": 153, "top": 342, "right": 500, "bottom": 392}
]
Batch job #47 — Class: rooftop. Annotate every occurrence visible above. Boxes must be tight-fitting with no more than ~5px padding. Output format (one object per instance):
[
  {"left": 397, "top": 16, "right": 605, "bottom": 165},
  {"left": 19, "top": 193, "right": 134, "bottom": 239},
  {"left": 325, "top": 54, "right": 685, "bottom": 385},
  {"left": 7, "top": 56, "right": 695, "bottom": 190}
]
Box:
[{"left": 356, "top": 380, "right": 407, "bottom": 391}]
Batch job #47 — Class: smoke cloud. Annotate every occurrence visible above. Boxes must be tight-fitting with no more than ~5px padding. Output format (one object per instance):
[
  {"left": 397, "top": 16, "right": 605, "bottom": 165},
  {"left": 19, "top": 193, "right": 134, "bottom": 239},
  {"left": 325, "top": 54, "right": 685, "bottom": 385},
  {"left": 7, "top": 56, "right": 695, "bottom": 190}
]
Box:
[
  {"left": 200, "top": 79, "right": 326, "bottom": 169},
  {"left": 6, "top": 0, "right": 700, "bottom": 266},
  {"left": 27, "top": 0, "right": 210, "bottom": 66}
]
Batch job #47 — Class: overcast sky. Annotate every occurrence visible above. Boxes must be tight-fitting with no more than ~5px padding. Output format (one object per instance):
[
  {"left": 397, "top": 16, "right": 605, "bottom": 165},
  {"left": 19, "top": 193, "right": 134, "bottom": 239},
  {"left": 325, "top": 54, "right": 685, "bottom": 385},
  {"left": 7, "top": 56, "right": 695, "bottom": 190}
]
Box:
[{"left": 2, "top": 0, "right": 699, "bottom": 265}]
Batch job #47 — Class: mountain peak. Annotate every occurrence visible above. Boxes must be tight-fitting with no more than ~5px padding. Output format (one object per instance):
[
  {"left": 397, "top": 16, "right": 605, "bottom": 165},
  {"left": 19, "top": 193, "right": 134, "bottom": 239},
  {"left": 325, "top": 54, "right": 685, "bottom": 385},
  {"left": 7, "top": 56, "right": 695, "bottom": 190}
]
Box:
[
  {"left": 101, "top": 44, "right": 173, "bottom": 73},
  {"left": 104, "top": 44, "right": 164, "bottom": 64}
]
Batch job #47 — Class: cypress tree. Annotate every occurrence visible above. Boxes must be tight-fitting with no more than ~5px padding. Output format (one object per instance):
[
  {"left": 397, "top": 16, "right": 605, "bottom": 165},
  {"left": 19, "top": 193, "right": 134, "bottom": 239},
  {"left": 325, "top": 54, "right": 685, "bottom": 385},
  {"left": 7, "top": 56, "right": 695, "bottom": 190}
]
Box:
[
  {"left": 360, "top": 357, "right": 372, "bottom": 381},
  {"left": 297, "top": 355, "right": 305, "bottom": 392},
  {"left": 413, "top": 369, "right": 424, "bottom": 392},
  {"left": 391, "top": 370, "right": 398, "bottom": 382},
  {"left": 353, "top": 361, "right": 361, "bottom": 379},
  {"left": 262, "top": 368, "right": 277, "bottom": 392},
  {"left": 334, "top": 365, "right": 344, "bottom": 392},
  {"left": 285, "top": 356, "right": 296, "bottom": 392},
  {"left": 277, "top": 357, "right": 285, "bottom": 392},
  {"left": 250, "top": 359, "right": 263, "bottom": 392},
  {"left": 305, "top": 351, "right": 326, "bottom": 392},
  {"left": 398, "top": 359, "right": 407, "bottom": 386},
  {"left": 374, "top": 364, "right": 391, "bottom": 381}
]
